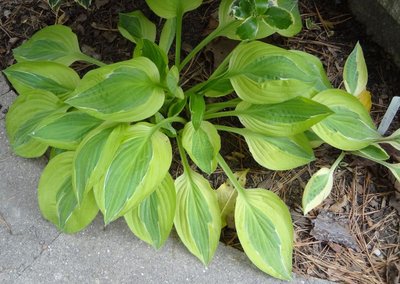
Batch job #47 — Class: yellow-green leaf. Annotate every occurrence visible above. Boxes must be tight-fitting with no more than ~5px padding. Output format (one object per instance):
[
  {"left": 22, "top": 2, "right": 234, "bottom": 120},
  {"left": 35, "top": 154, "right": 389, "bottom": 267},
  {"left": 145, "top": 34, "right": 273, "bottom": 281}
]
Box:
[
  {"left": 343, "top": 42, "right": 368, "bottom": 97},
  {"left": 302, "top": 168, "right": 333, "bottom": 215},
  {"left": 145, "top": 0, "right": 203, "bottom": 19}
]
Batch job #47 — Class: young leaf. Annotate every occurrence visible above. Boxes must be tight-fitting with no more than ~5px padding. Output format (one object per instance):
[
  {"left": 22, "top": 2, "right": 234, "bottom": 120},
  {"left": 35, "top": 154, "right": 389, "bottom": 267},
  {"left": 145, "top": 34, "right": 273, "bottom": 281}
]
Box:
[
  {"left": 4, "top": 61, "right": 80, "bottom": 100},
  {"left": 31, "top": 111, "right": 103, "bottom": 150},
  {"left": 182, "top": 121, "right": 221, "bottom": 174},
  {"left": 118, "top": 11, "right": 156, "bottom": 44},
  {"left": 189, "top": 94, "right": 206, "bottom": 129},
  {"left": 13, "top": 25, "right": 83, "bottom": 66},
  {"left": 235, "top": 189, "right": 293, "bottom": 280},
  {"left": 38, "top": 152, "right": 98, "bottom": 233},
  {"left": 145, "top": 0, "right": 203, "bottom": 19},
  {"left": 312, "top": 89, "right": 381, "bottom": 150},
  {"left": 244, "top": 132, "right": 315, "bottom": 170},
  {"left": 124, "top": 174, "right": 176, "bottom": 249},
  {"left": 159, "top": 18, "right": 177, "bottom": 53},
  {"left": 236, "top": 97, "right": 333, "bottom": 136},
  {"left": 5, "top": 90, "right": 68, "bottom": 158},
  {"left": 66, "top": 58, "right": 165, "bottom": 122},
  {"left": 352, "top": 144, "right": 390, "bottom": 161},
  {"left": 174, "top": 169, "right": 221, "bottom": 265},
  {"left": 343, "top": 42, "right": 368, "bottom": 97},
  {"left": 94, "top": 123, "right": 172, "bottom": 223},
  {"left": 228, "top": 41, "right": 331, "bottom": 104},
  {"left": 380, "top": 129, "right": 400, "bottom": 151},
  {"left": 302, "top": 168, "right": 333, "bottom": 215},
  {"left": 134, "top": 39, "right": 169, "bottom": 77}
]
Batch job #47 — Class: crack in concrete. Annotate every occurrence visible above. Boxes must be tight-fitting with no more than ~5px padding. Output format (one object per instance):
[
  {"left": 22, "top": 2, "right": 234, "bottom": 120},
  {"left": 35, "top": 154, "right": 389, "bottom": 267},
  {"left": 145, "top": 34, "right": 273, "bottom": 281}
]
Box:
[{"left": 0, "top": 211, "right": 12, "bottom": 235}]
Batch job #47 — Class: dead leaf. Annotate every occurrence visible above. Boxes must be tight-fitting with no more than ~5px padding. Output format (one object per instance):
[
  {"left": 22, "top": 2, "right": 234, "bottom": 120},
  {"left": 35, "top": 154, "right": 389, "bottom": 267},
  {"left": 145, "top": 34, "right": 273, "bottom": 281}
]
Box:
[{"left": 329, "top": 195, "right": 348, "bottom": 213}]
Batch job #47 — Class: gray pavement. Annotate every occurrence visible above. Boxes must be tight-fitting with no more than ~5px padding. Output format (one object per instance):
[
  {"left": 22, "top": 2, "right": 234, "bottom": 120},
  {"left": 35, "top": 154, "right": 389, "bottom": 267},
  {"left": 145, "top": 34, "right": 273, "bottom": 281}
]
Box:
[{"left": 0, "top": 73, "right": 329, "bottom": 283}]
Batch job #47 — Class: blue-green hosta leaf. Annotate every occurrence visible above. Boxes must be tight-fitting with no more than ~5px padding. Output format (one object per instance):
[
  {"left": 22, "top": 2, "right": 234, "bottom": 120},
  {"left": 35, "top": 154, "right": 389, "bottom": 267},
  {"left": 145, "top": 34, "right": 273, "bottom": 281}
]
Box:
[
  {"left": 38, "top": 152, "right": 98, "bottom": 233},
  {"left": 94, "top": 123, "right": 172, "bottom": 223},
  {"left": 66, "top": 57, "right": 164, "bottom": 122},
  {"left": 118, "top": 11, "right": 156, "bottom": 44},
  {"left": 134, "top": 39, "right": 168, "bottom": 77},
  {"left": 352, "top": 144, "right": 390, "bottom": 161},
  {"left": 145, "top": 0, "right": 203, "bottom": 19},
  {"left": 302, "top": 168, "right": 333, "bottom": 215},
  {"left": 236, "top": 97, "right": 332, "bottom": 136},
  {"left": 244, "top": 132, "right": 314, "bottom": 170},
  {"left": 174, "top": 169, "right": 221, "bottom": 265},
  {"left": 31, "top": 111, "right": 103, "bottom": 150},
  {"left": 4, "top": 61, "right": 80, "bottom": 100},
  {"left": 228, "top": 41, "right": 331, "bottom": 104},
  {"left": 312, "top": 89, "right": 381, "bottom": 150},
  {"left": 73, "top": 123, "right": 127, "bottom": 204},
  {"left": 182, "top": 121, "right": 221, "bottom": 174},
  {"left": 235, "top": 189, "right": 293, "bottom": 280},
  {"left": 5, "top": 90, "right": 68, "bottom": 158},
  {"left": 124, "top": 174, "right": 176, "bottom": 249},
  {"left": 343, "top": 42, "right": 368, "bottom": 96},
  {"left": 13, "top": 25, "right": 83, "bottom": 66}
]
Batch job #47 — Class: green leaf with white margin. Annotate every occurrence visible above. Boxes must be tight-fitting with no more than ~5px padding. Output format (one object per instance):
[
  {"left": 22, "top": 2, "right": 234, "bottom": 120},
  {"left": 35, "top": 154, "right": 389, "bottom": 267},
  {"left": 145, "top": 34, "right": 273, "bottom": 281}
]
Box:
[
  {"left": 302, "top": 168, "right": 333, "bottom": 215},
  {"left": 94, "top": 123, "right": 172, "bottom": 224},
  {"left": 174, "top": 169, "right": 221, "bottom": 265},
  {"left": 38, "top": 151, "right": 98, "bottom": 233},
  {"left": 124, "top": 174, "right": 176, "bottom": 249},
  {"left": 75, "top": 0, "right": 92, "bottom": 8},
  {"left": 228, "top": 41, "right": 331, "bottom": 104},
  {"left": 66, "top": 57, "right": 164, "bottom": 122},
  {"left": 244, "top": 131, "right": 315, "bottom": 170},
  {"left": 118, "top": 11, "right": 156, "bottom": 44},
  {"left": 380, "top": 129, "right": 400, "bottom": 151},
  {"left": 352, "top": 144, "right": 390, "bottom": 161},
  {"left": 236, "top": 97, "right": 332, "bottom": 136},
  {"left": 31, "top": 111, "right": 103, "bottom": 150},
  {"left": 235, "top": 188, "right": 293, "bottom": 280},
  {"left": 145, "top": 0, "right": 203, "bottom": 19},
  {"left": 73, "top": 123, "right": 127, "bottom": 203},
  {"left": 343, "top": 42, "right": 368, "bottom": 96},
  {"left": 4, "top": 61, "right": 80, "bottom": 100},
  {"left": 13, "top": 25, "right": 84, "bottom": 66},
  {"left": 5, "top": 90, "right": 68, "bottom": 158},
  {"left": 311, "top": 89, "right": 381, "bottom": 151},
  {"left": 271, "top": 0, "right": 302, "bottom": 37},
  {"left": 182, "top": 121, "right": 221, "bottom": 174}
]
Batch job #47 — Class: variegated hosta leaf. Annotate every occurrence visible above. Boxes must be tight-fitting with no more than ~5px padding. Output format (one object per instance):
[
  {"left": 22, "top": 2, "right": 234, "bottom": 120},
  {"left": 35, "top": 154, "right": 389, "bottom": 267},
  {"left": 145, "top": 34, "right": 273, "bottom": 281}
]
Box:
[
  {"left": 124, "top": 174, "right": 176, "bottom": 249},
  {"left": 31, "top": 111, "right": 103, "bottom": 150},
  {"left": 244, "top": 132, "right": 314, "bottom": 170},
  {"left": 174, "top": 169, "right": 221, "bottom": 265},
  {"left": 182, "top": 121, "right": 221, "bottom": 174},
  {"left": 352, "top": 144, "right": 390, "bottom": 161},
  {"left": 145, "top": 0, "right": 203, "bottom": 19},
  {"left": 38, "top": 152, "right": 99, "bottom": 233},
  {"left": 13, "top": 25, "right": 82, "bottom": 66},
  {"left": 235, "top": 189, "right": 293, "bottom": 280},
  {"left": 302, "top": 168, "right": 333, "bottom": 215},
  {"left": 134, "top": 39, "right": 169, "bottom": 77},
  {"left": 343, "top": 42, "right": 368, "bottom": 97},
  {"left": 236, "top": 97, "right": 332, "bottom": 136},
  {"left": 311, "top": 89, "right": 381, "bottom": 151},
  {"left": 73, "top": 123, "right": 127, "bottom": 204},
  {"left": 75, "top": 0, "right": 92, "bottom": 8},
  {"left": 94, "top": 123, "right": 172, "bottom": 224},
  {"left": 380, "top": 129, "right": 400, "bottom": 151},
  {"left": 118, "top": 11, "right": 156, "bottom": 44},
  {"left": 165, "top": 66, "right": 184, "bottom": 99},
  {"left": 4, "top": 61, "right": 80, "bottom": 100},
  {"left": 48, "top": 0, "right": 62, "bottom": 9},
  {"left": 66, "top": 58, "right": 164, "bottom": 122},
  {"left": 5, "top": 90, "right": 68, "bottom": 158},
  {"left": 228, "top": 41, "right": 331, "bottom": 104}
]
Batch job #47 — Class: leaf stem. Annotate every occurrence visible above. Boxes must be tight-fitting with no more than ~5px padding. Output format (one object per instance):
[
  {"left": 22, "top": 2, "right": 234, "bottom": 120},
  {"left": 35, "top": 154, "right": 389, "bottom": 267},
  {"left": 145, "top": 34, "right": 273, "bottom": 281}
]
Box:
[
  {"left": 206, "top": 98, "right": 242, "bottom": 114},
  {"left": 331, "top": 151, "right": 346, "bottom": 170},
  {"left": 77, "top": 53, "right": 107, "bottom": 67},
  {"left": 214, "top": 125, "right": 248, "bottom": 136},
  {"left": 217, "top": 154, "right": 246, "bottom": 197},
  {"left": 177, "top": 134, "right": 192, "bottom": 173},
  {"left": 175, "top": 11, "right": 183, "bottom": 67},
  {"left": 204, "top": 110, "right": 239, "bottom": 120},
  {"left": 151, "top": 116, "right": 187, "bottom": 136}
]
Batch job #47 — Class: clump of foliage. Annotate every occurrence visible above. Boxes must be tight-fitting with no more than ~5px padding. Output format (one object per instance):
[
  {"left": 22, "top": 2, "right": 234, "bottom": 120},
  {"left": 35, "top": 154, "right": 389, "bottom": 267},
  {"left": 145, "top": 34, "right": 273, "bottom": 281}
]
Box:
[{"left": 4, "top": 0, "right": 400, "bottom": 280}]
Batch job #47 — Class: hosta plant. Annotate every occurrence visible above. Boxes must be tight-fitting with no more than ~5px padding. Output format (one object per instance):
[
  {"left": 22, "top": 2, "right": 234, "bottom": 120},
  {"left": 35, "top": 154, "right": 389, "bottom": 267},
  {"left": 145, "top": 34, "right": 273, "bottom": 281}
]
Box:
[{"left": 4, "top": 0, "right": 400, "bottom": 280}]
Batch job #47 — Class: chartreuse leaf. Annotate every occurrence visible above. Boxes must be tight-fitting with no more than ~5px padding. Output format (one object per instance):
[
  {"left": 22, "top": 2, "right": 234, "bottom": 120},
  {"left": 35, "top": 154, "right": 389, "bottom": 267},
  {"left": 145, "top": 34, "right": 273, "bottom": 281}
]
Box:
[
  {"left": 244, "top": 131, "right": 315, "bottom": 170},
  {"left": 31, "top": 111, "right": 103, "bottom": 150},
  {"left": 66, "top": 58, "right": 164, "bottom": 122},
  {"left": 145, "top": 0, "right": 203, "bottom": 19},
  {"left": 124, "top": 174, "right": 176, "bottom": 249},
  {"left": 4, "top": 62, "right": 80, "bottom": 100},
  {"left": 134, "top": 39, "right": 168, "bottom": 77},
  {"left": 228, "top": 41, "right": 331, "bottom": 104},
  {"left": 311, "top": 89, "right": 381, "bottom": 151},
  {"left": 236, "top": 97, "right": 332, "bottom": 136},
  {"left": 302, "top": 152, "right": 345, "bottom": 215},
  {"left": 38, "top": 152, "right": 98, "bottom": 233},
  {"left": 94, "top": 123, "right": 172, "bottom": 223},
  {"left": 118, "top": 11, "right": 156, "bottom": 44},
  {"left": 174, "top": 169, "right": 221, "bottom": 265},
  {"left": 182, "top": 121, "right": 221, "bottom": 174},
  {"left": 73, "top": 123, "right": 127, "bottom": 203},
  {"left": 235, "top": 189, "right": 293, "bottom": 280},
  {"left": 165, "top": 66, "right": 184, "bottom": 99},
  {"left": 343, "top": 42, "right": 368, "bottom": 97},
  {"left": 13, "top": 25, "right": 83, "bottom": 66},
  {"left": 5, "top": 90, "right": 68, "bottom": 158},
  {"left": 159, "top": 18, "right": 176, "bottom": 53}
]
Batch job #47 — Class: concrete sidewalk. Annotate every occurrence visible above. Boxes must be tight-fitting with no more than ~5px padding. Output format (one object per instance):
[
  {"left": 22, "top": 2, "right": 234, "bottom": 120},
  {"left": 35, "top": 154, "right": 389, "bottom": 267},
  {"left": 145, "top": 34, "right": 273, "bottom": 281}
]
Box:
[{"left": 0, "top": 73, "right": 328, "bottom": 284}]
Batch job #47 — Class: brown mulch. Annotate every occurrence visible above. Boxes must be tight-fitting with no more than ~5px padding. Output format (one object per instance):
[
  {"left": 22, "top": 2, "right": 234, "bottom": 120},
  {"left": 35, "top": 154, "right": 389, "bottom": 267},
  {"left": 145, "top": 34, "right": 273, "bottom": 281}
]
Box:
[{"left": 1, "top": 0, "right": 399, "bottom": 283}]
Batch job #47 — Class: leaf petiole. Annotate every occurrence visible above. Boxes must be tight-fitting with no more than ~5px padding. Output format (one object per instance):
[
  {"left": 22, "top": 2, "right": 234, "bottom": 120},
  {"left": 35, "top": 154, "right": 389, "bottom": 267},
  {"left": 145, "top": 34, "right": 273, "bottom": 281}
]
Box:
[{"left": 217, "top": 154, "right": 246, "bottom": 197}]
